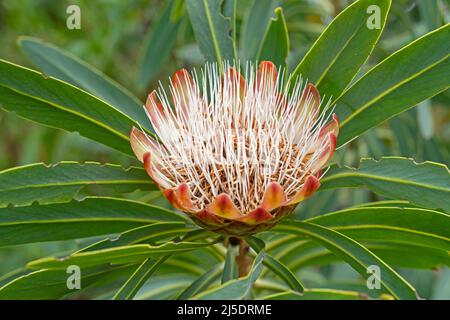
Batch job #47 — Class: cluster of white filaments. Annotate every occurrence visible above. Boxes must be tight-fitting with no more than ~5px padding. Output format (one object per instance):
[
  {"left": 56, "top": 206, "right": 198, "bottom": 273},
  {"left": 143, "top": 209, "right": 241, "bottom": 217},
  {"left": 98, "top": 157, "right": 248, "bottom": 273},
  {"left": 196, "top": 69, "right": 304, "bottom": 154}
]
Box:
[{"left": 139, "top": 62, "right": 334, "bottom": 213}]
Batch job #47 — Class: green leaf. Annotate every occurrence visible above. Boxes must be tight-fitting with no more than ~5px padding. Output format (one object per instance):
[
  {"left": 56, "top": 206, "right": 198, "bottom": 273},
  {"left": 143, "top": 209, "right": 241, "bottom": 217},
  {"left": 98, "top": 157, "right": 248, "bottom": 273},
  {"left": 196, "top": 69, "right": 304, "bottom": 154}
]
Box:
[
  {"left": 335, "top": 24, "right": 450, "bottom": 146},
  {"left": 0, "top": 197, "right": 185, "bottom": 247},
  {"left": 354, "top": 200, "right": 418, "bottom": 208},
  {"left": 257, "top": 7, "right": 289, "bottom": 68},
  {"left": 264, "top": 289, "right": 368, "bottom": 300},
  {"left": 185, "top": 0, "right": 236, "bottom": 70},
  {"left": 0, "top": 265, "right": 136, "bottom": 300},
  {"left": 28, "top": 242, "right": 211, "bottom": 270},
  {"left": 319, "top": 157, "right": 450, "bottom": 212},
  {"left": 240, "top": 0, "right": 279, "bottom": 61},
  {"left": 222, "top": 244, "right": 239, "bottom": 283},
  {"left": 275, "top": 221, "right": 418, "bottom": 299},
  {"left": 290, "top": 0, "right": 391, "bottom": 99},
  {"left": 247, "top": 237, "right": 304, "bottom": 293},
  {"left": 177, "top": 264, "right": 223, "bottom": 299},
  {"left": 223, "top": 0, "right": 238, "bottom": 60},
  {"left": 0, "top": 60, "right": 145, "bottom": 155},
  {"left": 307, "top": 206, "right": 450, "bottom": 250},
  {"left": 290, "top": 243, "right": 450, "bottom": 270},
  {"left": 113, "top": 256, "right": 169, "bottom": 300},
  {"left": 0, "top": 162, "right": 154, "bottom": 206},
  {"left": 192, "top": 251, "right": 265, "bottom": 300},
  {"left": 263, "top": 254, "right": 304, "bottom": 293},
  {"left": 18, "top": 37, "right": 148, "bottom": 128},
  {"left": 135, "top": 274, "right": 196, "bottom": 300},
  {"left": 81, "top": 222, "right": 193, "bottom": 252},
  {"left": 246, "top": 236, "right": 266, "bottom": 252},
  {"left": 137, "top": 0, "right": 183, "bottom": 89}
]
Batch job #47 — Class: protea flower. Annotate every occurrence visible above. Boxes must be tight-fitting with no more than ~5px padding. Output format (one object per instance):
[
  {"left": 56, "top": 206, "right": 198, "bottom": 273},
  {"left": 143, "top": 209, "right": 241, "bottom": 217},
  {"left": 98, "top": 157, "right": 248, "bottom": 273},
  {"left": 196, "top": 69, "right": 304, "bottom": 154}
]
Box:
[{"left": 130, "top": 61, "right": 339, "bottom": 236}]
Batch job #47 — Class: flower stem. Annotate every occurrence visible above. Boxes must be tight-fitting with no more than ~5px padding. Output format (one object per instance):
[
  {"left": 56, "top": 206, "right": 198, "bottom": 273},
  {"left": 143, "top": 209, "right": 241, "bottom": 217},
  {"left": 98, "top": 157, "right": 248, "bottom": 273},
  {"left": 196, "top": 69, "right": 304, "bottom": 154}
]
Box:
[{"left": 236, "top": 239, "right": 253, "bottom": 277}]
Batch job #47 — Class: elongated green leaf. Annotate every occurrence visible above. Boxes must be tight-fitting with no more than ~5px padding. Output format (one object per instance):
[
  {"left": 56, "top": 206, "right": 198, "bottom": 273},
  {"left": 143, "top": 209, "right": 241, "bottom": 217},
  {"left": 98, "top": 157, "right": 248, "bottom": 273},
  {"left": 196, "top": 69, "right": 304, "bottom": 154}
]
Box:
[
  {"left": 289, "top": 243, "right": 450, "bottom": 270},
  {"left": 247, "top": 237, "right": 304, "bottom": 292},
  {"left": 113, "top": 256, "right": 169, "bottom": 300},
  {"left": 275, "top": 221, "right": 418, "bottom": 299},
  {"left": 222, "top": 245, "right": 239, "bottom": 283},
  {"left": 186, "top": 0, "right": 235, "bottom": 69},
  {"left": 0, "top": 264, "right": 135, "bottom": 300},
  {"left": 264, "top": 289, "right": 367, "bottom": 300},
  {"left": 354, "top": 200, "right": 418, "bottom": 208},
  {"left": 0, "top": 197, "right": 185, "bottom": 247},
  {"left": 0, "top": 60, "right": 143, "bottom": 155},
  {"left": 81, "top": 222, "right": 193, "bottom": 252},
  {"left": 0, "top": 162, "right": 154, "bottom": 206},
  {"left": 192, "top": 251, "right": 265, "bottom": 300},
  {"left": 137, "top": 0, "right": 182, "bottom": 89},
  {"left": 177, "top": 264, "right": 223, "bottom": 299},
  {"left": 320, "top": 157, "right": 450, "bottom": 212},
  {"left": 135, "top": 274, "right": 196, "bottom": 300},
  {"left": 240, "top": 0, "right": 279, "bottom": 61},
  {"left": 290, "top": 0, "right": 391, "bottom": 98},
  {"left": 257, "top": 7, "right": 289, "bottom": 68},
  {"left": 335, "top": 24, "right": 450, "bottom": 146},
  {"left": 263, "top": 254, "right": 304, "bottom": 293},
  {"left": 28, "top": 242, "right": 211, "bottom": 270},
  {"left": 19, "top": 37, "right": 148, "bottom": 128},
  {"left": 307, "top": 206, "right": 450, "bottom": 250},
  {"left": 246, "top": 236, "right": 266, "bottom": 252}
]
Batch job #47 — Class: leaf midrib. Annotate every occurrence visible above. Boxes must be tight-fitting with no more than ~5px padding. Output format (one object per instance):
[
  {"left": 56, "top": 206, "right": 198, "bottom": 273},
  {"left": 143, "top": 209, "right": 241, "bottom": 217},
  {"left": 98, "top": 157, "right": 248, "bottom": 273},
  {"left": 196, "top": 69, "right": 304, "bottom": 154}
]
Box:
[
  {"left": 332, "top": 224, "right": 450, "bottom": 243},
  {"left": 314, "top": 23, "right": 362, "bottom": 87},
  {"left": 202, "top": 0, "right": 223, "bottom": 71},
  {"left": 0, "top": 82, "right": 130, "bottom": 142},
  {"left": 29, "top": 243, "right": 209, "bottom": 269}
]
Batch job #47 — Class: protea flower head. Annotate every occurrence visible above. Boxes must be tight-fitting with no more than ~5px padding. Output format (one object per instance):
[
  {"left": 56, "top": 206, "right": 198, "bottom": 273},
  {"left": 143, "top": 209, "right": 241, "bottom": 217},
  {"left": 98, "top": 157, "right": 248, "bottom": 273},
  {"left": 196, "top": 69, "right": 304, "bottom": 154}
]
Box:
[{"left": 130, "top": 61, "right": 339, "bottom": 236}]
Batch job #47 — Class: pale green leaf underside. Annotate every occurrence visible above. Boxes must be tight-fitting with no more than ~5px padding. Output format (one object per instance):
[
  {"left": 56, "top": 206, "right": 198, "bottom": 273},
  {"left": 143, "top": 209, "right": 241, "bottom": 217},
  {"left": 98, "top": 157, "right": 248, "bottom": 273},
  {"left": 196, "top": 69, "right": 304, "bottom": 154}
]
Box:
[{"left": 28, "top": 242, "right": 211, "bottom": 270}]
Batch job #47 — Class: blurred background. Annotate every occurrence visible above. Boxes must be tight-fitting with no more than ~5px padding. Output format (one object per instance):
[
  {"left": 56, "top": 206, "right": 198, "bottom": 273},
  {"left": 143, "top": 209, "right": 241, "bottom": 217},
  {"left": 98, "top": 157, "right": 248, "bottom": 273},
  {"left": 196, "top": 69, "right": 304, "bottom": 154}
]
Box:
[{"left": 0, "top": 0, "right": 449, "bottom": 299}]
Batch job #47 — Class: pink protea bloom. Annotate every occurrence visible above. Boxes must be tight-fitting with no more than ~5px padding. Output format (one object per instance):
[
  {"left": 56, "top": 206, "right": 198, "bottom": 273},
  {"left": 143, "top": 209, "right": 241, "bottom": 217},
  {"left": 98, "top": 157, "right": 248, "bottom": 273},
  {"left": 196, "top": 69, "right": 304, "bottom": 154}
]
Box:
[{"left": 130, "top": 61, "right": 339, "bottom": 236}]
